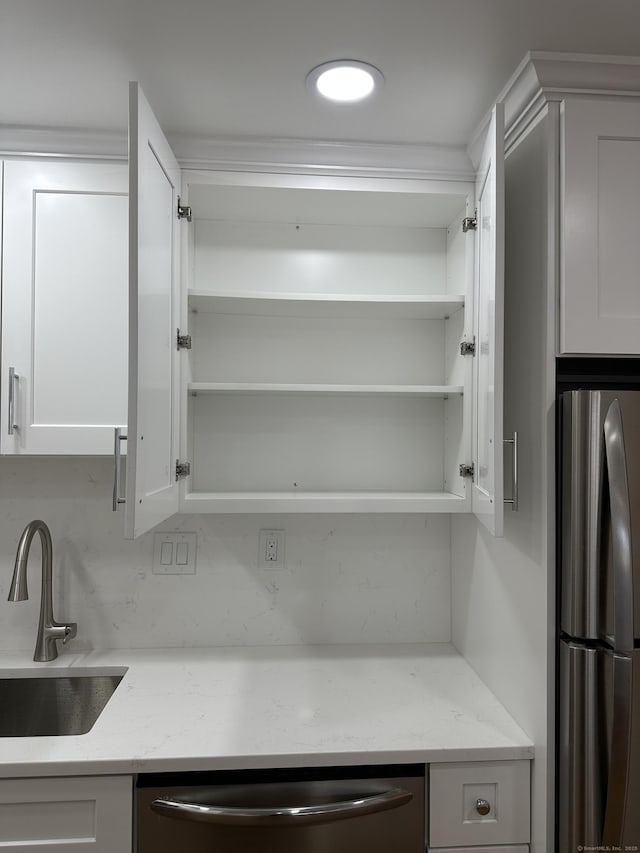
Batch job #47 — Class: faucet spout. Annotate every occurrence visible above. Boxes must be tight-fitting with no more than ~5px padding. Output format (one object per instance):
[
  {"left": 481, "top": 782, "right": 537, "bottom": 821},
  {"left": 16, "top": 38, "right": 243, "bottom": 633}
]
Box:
[{"left": 8, "top": 520, "right": 78, "bottom": 662}]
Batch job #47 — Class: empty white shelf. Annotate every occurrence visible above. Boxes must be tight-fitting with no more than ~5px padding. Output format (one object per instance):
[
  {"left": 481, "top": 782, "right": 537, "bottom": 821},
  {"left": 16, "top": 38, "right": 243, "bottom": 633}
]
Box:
[
  {"left": 188, "top": 290, "right": 464, "bottom": 319},
  {"left": 188, "top": 382, "right": 464, "bottom": 396},
  {"left": 182, "top": 491, "right": 469, "bottom": 514}
]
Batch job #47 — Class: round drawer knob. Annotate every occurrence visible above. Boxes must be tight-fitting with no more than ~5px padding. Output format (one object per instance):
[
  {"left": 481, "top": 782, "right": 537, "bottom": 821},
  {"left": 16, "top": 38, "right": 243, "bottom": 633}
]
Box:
[{"left": 475, "top": 798, "right": 491, "bottom": 816}]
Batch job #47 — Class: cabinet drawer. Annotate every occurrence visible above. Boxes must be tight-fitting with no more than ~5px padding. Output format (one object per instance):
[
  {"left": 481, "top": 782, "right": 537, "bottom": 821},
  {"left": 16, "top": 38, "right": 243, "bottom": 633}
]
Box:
[
  {"left": 428, "top": 760, "right": 530, "bottom": 848},
  {"left": 0, "top": 775, "right": 132, "bottom": 852}
]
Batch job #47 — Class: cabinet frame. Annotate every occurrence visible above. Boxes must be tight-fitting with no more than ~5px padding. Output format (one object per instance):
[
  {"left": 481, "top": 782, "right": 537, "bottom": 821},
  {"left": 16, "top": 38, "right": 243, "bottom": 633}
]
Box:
[{"left": 178, "top": 169, "right": 477, "bottom": 515}]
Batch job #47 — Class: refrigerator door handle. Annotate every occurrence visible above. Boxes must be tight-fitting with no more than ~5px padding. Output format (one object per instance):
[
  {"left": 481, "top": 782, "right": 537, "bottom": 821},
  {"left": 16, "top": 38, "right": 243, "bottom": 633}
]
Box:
[
  {"left": 603, "top": 399, "right": 635, "bottom": 652},
  {"left": 559, "top": 643, "right": 603, "bottom": 851},
  {"left": 602, "top": 653, "right": 633, "bottom": 848}
]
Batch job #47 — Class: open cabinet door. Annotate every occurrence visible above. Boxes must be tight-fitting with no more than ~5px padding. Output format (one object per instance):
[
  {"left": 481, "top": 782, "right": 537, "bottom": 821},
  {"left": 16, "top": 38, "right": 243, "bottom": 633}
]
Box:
[
  {"left": 125, "top": 83, "right": 182, "bottom": 539},
  {"left": 472, "top": 103, "right": 505, "bottom": 536}
]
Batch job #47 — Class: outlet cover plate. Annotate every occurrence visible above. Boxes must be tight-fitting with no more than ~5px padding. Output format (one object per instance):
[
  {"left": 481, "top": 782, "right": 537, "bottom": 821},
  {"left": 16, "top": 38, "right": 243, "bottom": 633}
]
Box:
[{"left": 258, "top": 529, "right": 285, "bottom": 569}]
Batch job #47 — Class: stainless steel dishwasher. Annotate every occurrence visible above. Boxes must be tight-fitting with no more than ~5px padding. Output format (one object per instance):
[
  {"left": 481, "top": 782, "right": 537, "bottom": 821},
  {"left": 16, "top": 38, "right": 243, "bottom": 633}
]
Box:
[{"left": 136, "top": 764, "right": 425, "bottom": 852}]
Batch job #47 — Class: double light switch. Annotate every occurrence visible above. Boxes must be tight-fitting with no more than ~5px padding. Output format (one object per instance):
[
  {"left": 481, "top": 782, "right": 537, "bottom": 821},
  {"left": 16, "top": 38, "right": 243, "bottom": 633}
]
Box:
[{"left": 152, "top": 532, "right": 197, "bottom": 574}]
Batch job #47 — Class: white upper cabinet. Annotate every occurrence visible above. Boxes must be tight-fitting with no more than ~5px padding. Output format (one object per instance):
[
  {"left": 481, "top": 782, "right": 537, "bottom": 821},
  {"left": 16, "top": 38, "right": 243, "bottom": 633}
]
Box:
[
  {"left": 472, "top": 104, "right": 505, "bottom": 537},
  {"left": 561, "top": 97, "right": 640, "bottom": 355},
  {"left": 126, "top": 85, "right": 505, "bottom": 534},
  {"left": 1, "top": 159, "right": 128, "bottom": 454},
  {"left": 125, "top": 83, "right": 182, "bottom": 539}
]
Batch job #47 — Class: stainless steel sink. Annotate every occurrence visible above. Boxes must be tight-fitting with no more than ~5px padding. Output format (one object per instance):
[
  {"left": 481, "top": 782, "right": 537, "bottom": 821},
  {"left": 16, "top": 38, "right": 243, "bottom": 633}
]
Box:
[{"left": 0, "top": 671, "right": 125, "bottom": 737}]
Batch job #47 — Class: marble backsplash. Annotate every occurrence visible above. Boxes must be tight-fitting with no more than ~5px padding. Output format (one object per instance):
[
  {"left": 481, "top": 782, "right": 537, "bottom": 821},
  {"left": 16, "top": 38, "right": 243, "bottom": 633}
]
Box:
[{"left": 0, "top": 457, "right": 451, "bottom": 651}]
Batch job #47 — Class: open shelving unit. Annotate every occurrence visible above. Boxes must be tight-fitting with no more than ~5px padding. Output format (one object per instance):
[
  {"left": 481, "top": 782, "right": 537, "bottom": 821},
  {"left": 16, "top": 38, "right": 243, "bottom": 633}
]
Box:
[{"left": 180, "top": 177, "right": 474, "bottom": 513}]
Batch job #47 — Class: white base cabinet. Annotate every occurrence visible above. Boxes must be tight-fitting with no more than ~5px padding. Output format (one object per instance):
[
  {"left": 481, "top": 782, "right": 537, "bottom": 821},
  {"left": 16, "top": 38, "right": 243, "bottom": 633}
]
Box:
[
  {"left": 0, "top": 159, "right": 128, "bottom": 455},
  {"left": 0, "top": 761, "right": 529, "bottom": 853},
  {"left": 0, "top": 775, "right": 132, "bottom": 852},
  {"left": 428, "top": 760, "right": 530, "bottom": 851}
]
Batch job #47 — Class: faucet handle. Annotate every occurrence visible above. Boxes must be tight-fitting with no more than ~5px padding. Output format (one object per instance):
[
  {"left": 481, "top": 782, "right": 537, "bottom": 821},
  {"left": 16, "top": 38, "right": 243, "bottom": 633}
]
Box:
[{"left": 62, "top": 623, "right": 78, "bottom": 645}]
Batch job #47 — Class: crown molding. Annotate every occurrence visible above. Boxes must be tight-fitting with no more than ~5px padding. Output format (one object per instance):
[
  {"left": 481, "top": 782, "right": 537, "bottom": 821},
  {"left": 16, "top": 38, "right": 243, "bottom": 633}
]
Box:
[
  {"left": 468, "top": 51, "right": 640, "bottom": 166},
  {"left": 6, "top": 53, "right": 640, "bottom": 176},
  {"left": 0, "top": 126, "right": 127, "bottom": 160},
  {"left": 503, "top": 52, "right": 640, "bottom": 139},
  {"left": 168, "top": 135, "right": 474, "bottom": 181},
  {"left": 0, "top": 126, "right": 474, "bottom": 181}
]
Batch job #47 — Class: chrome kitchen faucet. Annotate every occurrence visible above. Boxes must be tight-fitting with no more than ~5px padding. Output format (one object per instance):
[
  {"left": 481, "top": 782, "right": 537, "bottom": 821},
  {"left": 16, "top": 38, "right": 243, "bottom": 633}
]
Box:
[{"left": 8, "top": 520, "right": 77, "bottom": 661}]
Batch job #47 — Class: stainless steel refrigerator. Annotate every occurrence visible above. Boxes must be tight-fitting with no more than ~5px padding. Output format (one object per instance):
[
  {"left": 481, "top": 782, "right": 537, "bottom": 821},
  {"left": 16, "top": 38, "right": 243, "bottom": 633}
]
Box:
[{"left": 560, "top": 389, "right": 640, "bottom": 851}]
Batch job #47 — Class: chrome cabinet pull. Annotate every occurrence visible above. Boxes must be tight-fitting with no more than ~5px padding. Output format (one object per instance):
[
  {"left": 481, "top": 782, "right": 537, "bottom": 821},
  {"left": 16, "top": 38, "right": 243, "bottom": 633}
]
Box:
[
  {"left": 475, "top": 797, "right": 491, "bottom": 816},
  {"left": 7, "top": 367, "right": 19, "bottom": 435},
  {"left": 150, "top": 787, "right": 412, "bottom": 827},
  {"left": 504, "top": 431, "right": 518, "bottom": 511},
  {"left": 112, "top": 427, "right": 127, "bottom": 512}
]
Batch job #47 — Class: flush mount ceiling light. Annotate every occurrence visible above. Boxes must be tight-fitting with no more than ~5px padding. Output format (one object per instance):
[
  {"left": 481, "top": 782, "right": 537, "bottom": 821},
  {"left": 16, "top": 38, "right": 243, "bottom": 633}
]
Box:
[{"left": 306, "top": 60, "right": 384, "bottom": 103}]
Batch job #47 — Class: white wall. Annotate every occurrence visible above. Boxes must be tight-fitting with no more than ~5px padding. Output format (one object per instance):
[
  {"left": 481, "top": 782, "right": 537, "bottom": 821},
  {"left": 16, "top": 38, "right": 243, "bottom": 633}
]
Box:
[{"left": 0, "top": 457, "right": 451, "bottom": 652}]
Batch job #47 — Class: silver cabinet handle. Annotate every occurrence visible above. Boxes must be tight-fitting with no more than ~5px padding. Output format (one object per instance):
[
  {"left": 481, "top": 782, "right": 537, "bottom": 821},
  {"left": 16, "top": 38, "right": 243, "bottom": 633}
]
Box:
[
  {"left": 7, "top": 367, "right": 19, "bottom": 435},
  {"left": 475, "top": 797, "right": 491, "bottom": 816},
  {"left": 504, "top": 431, "right": 518, "bottom": 511},
  {"left": 112, "top": 427, "right": 127, "bottom": 512},
  {"left": 150, "top": 787, "right": 412, "bottom": 827}
]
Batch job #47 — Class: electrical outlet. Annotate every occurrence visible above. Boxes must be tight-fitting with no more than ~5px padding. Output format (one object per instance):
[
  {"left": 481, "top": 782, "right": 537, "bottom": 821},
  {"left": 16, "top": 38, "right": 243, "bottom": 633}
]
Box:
[{"left": 258, "top": 529, "right": 285, "bottom": 569}]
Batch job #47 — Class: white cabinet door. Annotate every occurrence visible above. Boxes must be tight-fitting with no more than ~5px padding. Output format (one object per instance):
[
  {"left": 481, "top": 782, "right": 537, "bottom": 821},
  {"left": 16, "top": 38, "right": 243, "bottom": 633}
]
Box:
[
  {"left": 0, "top": 775, "right": 132, "bottom": 852},
  {"left": 1, "top": 160, "right": 128, "bottom": 454},
  {"left": 561, "top": 98, "right": 640, "bottom": 355},
  {"left": 125, "top": 82, "right": 182, "bottom": 539},
  {"left": 472, "top": 104, "right": 505, "bottom": 537}
]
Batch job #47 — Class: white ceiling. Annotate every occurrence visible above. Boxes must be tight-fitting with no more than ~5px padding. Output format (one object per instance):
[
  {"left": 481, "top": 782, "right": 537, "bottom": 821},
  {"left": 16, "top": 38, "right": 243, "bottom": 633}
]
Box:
[{"left": 2, "top": 0, "right": 640, "bottom": 149}]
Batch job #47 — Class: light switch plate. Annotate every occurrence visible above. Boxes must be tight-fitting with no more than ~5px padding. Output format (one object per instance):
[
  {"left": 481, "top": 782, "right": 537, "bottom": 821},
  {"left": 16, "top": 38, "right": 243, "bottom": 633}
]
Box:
[{"left": 152, "top": 532, "right": 197, "bottom": 574}]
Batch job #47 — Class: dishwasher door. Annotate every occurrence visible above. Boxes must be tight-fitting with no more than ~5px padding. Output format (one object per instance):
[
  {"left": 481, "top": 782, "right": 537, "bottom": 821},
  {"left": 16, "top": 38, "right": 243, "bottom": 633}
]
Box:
[{"left": 137, "top": 767, "right": 425, "bottom": 853}]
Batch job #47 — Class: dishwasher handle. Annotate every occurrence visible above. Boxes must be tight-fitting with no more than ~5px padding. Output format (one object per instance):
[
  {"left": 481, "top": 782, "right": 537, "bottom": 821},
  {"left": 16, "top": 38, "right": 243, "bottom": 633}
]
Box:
[{"left": 150, "top": 786, "right": 413, "bottom": 827}]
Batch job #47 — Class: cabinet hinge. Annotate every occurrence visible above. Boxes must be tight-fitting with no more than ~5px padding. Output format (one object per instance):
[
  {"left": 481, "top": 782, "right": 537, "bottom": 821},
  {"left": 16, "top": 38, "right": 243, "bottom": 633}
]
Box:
[
  {"left": 176, "top": 460, "right": 191, "bottom": 480},
  {"left": 459, "top": 463, "right": 475, "bottom": 479},
  {"left": 462, "top": 212, "right": 477, "bottom": 233},
  {"left": 177, "top": 329, "right": 192, "bottom": 350},
  {"left": 460, "top": 338, "right": 476, "bottom": 356},
  {"left": 177, "top": 197, "right": 192, "bottom": 222}
]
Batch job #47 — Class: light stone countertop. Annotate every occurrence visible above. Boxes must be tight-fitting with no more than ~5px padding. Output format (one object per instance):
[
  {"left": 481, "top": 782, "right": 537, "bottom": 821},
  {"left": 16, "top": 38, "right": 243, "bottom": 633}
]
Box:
[{"left": 0, "top": 643, "right": 533, "bottom": 778}]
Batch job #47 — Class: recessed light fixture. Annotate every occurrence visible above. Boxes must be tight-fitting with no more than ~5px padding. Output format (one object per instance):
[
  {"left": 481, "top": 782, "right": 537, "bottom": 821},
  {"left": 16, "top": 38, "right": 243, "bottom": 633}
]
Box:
[{"left": 306, "top": 60, "right": 384, "bottom": 103}]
